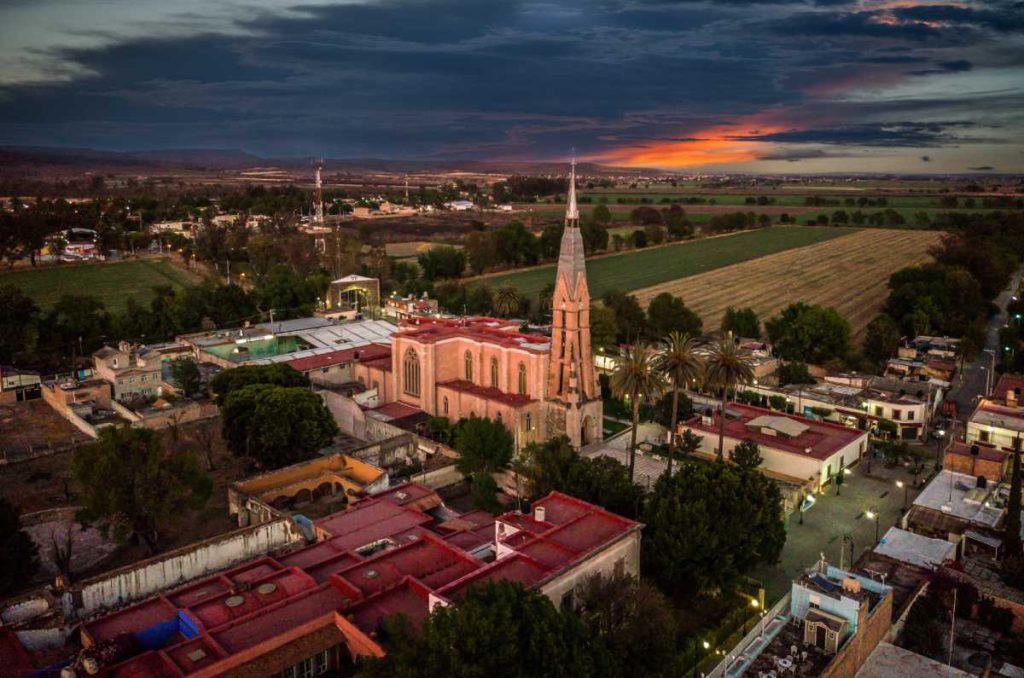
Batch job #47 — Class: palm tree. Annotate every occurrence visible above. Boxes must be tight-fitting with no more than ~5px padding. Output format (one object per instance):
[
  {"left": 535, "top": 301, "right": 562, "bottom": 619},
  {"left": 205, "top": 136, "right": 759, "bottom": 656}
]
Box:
[
  {"left": 656, "top": 331, "right": 704, "bottom": 476},
  {"left": 611, "top": 343, "right": 667, "bottom": 482},
  {"left": 494, "top": 285, "right": 522, "bottom": 318},
  {"left": 704, "top": 333, "right": 755, "bottom": 462}
]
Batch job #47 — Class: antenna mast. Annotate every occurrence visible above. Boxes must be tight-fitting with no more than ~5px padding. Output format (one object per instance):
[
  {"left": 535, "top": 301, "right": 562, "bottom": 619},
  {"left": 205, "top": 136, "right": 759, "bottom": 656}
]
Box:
[{"left": 312, "top": 157, "right": 325, "bottom": 224}]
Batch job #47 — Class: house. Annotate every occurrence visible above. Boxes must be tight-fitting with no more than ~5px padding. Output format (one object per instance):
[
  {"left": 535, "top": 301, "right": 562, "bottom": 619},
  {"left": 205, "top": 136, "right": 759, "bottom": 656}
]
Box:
[
  {"left": 967, "top": 374, "right": 1024, "bottom": 450},
  {"left": 943, "top": 441, "right": 1010, "bottom": 482},
  {"left": 0, "top": 365, "right": 41, "bottom": 402},
  {"left": 445, "top": 199, "right": 476, "bottom": 211},
  {"left": 719, "top": 564, "right": 893, "bottom": 678},
  {"left": 383, "top": 292, "right": 440, "bottom": 320},
  {"left": 0, "top": 484, "right": 639, "bottom": 676},
  {"left": 681, "top": 403, "right": 869, "bottom": 490},
  {"left": 92, "top": 341, "right": 164, "bottom": 401}
]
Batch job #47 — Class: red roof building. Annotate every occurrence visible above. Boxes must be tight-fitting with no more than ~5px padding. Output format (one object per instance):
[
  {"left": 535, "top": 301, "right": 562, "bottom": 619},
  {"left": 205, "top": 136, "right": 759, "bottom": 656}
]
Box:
[
  {"left": 9, "top": 484, "right": 639, "bottom": 677},
  {"left": 683, "top": 403, "right": 869, "bottom": 488}
]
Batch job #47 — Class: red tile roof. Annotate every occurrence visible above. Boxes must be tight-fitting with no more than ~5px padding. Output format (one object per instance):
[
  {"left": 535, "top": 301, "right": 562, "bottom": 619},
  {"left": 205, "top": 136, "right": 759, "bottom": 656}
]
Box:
[
  {"left": 685, "top": 403, "right": 866, "bottom": 461},
  {"left": 396, "top": 317, "right": 550, "bottom": 353},
  {"left": 993, "top": 374, "right": 1024, "bottom": 405},
  {"left": 286, "top": 343, "right": 391, "bottom": 372},
  {"left": 438, "top": 379, "right": 535, "bottom": 407}
]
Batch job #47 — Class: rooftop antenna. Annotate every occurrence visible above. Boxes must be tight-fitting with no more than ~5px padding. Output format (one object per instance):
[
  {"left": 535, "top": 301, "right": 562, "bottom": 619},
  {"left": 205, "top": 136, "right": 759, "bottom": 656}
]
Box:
[
  {"left": 312, "top": 157, "right": 325, "bottom": 224},
  {"left": 404, "top": 174, "right": 410, "bottom": 204}
]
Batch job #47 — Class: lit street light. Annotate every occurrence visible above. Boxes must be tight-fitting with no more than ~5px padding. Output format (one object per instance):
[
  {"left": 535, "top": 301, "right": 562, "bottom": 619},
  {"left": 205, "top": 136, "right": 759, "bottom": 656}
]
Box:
[
  {"left": 896, "top": 480, "right": 908, "bottom": 511},
  {"left": 865, "top": 510, "right": 880, "bottom": 544},
  {"left": 743, "top": 598, "right": 759, "bottom": 634}
]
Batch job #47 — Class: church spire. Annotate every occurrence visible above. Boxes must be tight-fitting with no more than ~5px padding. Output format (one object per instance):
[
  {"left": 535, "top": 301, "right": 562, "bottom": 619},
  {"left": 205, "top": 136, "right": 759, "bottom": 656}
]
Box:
[{"left": 566, "top": 153, "right": 579, "bottom": 225}]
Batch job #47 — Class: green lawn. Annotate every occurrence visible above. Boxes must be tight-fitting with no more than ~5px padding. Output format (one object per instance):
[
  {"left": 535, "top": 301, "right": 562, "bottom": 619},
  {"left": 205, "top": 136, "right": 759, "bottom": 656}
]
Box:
[
  {"left": 0, "top": 258, "right": 198, "bottom": 314},
  {"left": 475, "top": 226, "right": 855, "bottom": 301}
]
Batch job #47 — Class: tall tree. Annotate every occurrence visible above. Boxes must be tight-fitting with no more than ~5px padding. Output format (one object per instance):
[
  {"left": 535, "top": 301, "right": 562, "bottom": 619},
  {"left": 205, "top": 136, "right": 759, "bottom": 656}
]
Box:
[
  {"left": 453, "top": 414, "right": 514, "bottom": 477},
  {"left": 646, "top": 293, "right": 702, "bottom": 339},
  {"left": 730, "top": 438, "right": 763, "bottom": 469},
  {"left": 0, "top": 285, "right": 40, "bottom": 366},
  {"left": 221, "top": 385, "right": 338, "bottom": 468},
  {"left": 765, "top": 302, "right": 851, "bottom": 364},
  {"left": 863, "top": 313, "right": 901, "bottom": 365},
  {"left": 73, "top": 427, "right": 211, "bottom": 553},
  {"left": 493, "top": 285, "right": 523, "bottom": 318},
  {"left": 360, "top": 581, "right": 599, "bottom": 678},
  {"left": 704, "top": 335, "right": 755, "bottom": 461},
  {"left": 0, "top": 496, "right": 40, "bottom": 595},
  {"left": 590, "top": 305, "right": 619, "bottom": 350},
  {"left": 602, "top": 291, "right": 648, "bottom": 343},
  {"left": 643, "top": 461, "right": 785, "bottom": 598},
  {"left": 209, "top": 363, "right": 309, "bottom": 406},
  {"left": 721, "top": 306, "right": 760, "bottom": 338},
  {"left": 611, "top": 343, "right": 667, "bottom": 481},
  {"left": 170, "top": 358, "right": 202, "bottom": 397},
  {"left": 656, "top": 332, "right": 704, "bottom": 476},
  {"left": 575, "top": 572, "right": 681, "bottom": 678}
]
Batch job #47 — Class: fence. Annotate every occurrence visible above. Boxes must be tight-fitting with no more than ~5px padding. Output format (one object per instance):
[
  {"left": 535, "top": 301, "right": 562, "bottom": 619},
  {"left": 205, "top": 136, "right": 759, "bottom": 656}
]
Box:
[
  {"left": 703, "top": 592, "right": 792, "bottom": 678},
  {"left": 0, "top": 437, "right": 91, "bottom": 465}
]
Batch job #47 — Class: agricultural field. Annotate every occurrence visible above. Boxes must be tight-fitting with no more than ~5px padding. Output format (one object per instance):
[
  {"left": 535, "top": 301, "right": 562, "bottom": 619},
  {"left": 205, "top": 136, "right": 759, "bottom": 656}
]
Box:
[
  {"left": 475, "top": 226, "right": 853, "bottom": 301},
  {"left": 631, "top": 228, "right": 944, "bottom": 337},
  {"left": 0, "top": 257, "right": 201, "bottom": 313}
]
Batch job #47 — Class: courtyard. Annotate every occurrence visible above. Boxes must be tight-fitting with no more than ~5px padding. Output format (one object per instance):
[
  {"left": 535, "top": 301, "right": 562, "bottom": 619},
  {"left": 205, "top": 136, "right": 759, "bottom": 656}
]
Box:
[{"left": 752, "top": 457, "right": 928, "bottom": 602}]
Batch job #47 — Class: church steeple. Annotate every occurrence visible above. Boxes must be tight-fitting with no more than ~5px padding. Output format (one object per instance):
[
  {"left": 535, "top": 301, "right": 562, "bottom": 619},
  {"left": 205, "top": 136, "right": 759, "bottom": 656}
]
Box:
[{"left": 548, "top": 158, "right": 600, "bottom": 447}]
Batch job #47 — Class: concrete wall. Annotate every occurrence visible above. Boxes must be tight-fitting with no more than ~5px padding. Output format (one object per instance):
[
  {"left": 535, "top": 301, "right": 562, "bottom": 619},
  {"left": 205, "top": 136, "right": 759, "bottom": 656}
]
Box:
[
  {"left": 538, "top": 531, "right": 641, "bottom": 609},
  {"left": 75, "top": 518, "right": 301, "bottom": 617}
]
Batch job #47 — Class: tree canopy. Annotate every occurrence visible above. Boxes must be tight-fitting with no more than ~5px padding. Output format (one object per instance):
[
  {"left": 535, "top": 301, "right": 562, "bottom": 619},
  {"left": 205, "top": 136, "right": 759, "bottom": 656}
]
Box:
[
  {"left": 642, "top": 461, "right": 785, "bottom": 597},
  {"left": 721, "top": 306, "right": 760, "bottom": 338},
  {"left": 862, "top": 313, "right": 901, "bottom": 365},
  {"left": 0, "top": 496, "right": 40, "bottom": 595},
  {"left": 209, "top": 363, "right": 309, "bottom": 406},
  {"left": 361, "top": 581, "right": 599, "bottom": 678},
  {"left": 221, "top": 385, "right": 338, "bottom": 468},
  {"left": 73, "top": 427, "right": 211, "bottom": 553},
  {"left": 646, "top": 293, "right": 702, "bottom": 339},
  {"left": 602, "top": 291, "right": 647, "bottom": 343},
  {"left": 765, "top": 302, "right": 851, "bottom": 364},
  {"left": 730, "top": 439, "right": 763, "bottom": 469},
  {"left": 453, "top": 414, "right": 514, "bottom": 476}
]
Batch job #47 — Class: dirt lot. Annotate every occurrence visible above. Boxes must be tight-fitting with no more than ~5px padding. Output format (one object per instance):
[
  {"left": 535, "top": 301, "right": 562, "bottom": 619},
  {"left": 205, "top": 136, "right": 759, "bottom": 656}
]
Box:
[
  {"left": 0, "top": 418, "right": 251, "bottom": 579},
  {"left": 0, "top": 400, "right": 88, "bottom": 463}
]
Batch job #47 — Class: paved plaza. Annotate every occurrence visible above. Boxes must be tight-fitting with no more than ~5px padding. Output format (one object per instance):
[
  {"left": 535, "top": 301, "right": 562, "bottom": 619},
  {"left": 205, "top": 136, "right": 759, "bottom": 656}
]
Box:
[{"left": 752, "top": 459, "right": 928, "bottom": 601}]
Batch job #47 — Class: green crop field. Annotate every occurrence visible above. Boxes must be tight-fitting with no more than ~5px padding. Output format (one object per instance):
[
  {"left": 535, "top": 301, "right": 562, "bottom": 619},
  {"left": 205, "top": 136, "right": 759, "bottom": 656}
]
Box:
[
  {"left": 0, "top": 258, "right": 199, "bottom": 314},
  {"left": 474, "top": 226, "right": 856, "bottom": 301}
]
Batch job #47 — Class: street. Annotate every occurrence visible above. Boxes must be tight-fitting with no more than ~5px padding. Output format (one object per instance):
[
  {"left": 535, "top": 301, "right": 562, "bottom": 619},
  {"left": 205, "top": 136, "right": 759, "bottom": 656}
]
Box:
[{"left": 947, "top": 264, "right": 1024, "bottom": 421}]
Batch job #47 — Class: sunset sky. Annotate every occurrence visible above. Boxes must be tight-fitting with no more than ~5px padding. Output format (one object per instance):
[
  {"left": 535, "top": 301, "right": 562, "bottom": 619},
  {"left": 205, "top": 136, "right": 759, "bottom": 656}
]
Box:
[{"left": 0, "top": 0, "right": 1021, "bottom": 172}]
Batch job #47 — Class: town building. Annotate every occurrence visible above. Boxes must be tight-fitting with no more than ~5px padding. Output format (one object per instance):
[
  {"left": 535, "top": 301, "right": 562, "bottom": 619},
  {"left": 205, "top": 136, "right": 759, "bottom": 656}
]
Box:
[
  {"left": 943, "top": 441, "right": 1010, "bottom": 482},
  {"left": 0, "top": 484, "right": 639, "bottom": 676},
  {"left": 0, "top": 365, "right": 41, "bottom": 403},
  {"left": 966, "top": 373, "right": 1024, "bottom": 450},
  {"left": 92, "top": 342, "right": 164, "bottom": 401},
  {"left": 716, "top": 563, "right": 893, "bottom": 678},
  {"left": 323, "top": 274, "right": 380, "bottom": 318},
  {"left": 682, "top": 403, "right": 869, "bottom": 490},
  {"left": 383, "top": 292, "right": 440, "bottom": 321}
]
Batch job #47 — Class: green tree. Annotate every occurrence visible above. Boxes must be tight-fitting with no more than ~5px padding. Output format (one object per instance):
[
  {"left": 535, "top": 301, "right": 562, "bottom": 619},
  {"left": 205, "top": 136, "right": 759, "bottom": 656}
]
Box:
[
  {"left": 704, "top": 336, "right": 755, "bottom": 461},
  {"left": 469, "top": 472, "right": 502, "bottom": 512},
  {"left": 765, "top": 303, "right": 851, "bottom": 364},
  {"left": 73, "top": 427, "right": 211, "bottom": 553},
  {"left": 863, "top": 314, "right": 901, "bottom": 365},
  {"left": 656, "top": 332, "right": 704, "bottom": 476},
  {"left": 611, "top": 343, "right": 667, "bottom": 482},
  {"left": 417, "top": 246, "right": 466, "bottom": 280},
  {"left": 575, "top": 572, "right": 681, "bottom": 678},
  {"left": 221, "top": 385, "right": 338, "bottom": 468},
  {"left": 493, "top": 285, "right": 523, "bottom": 318},
  {"left": 730, "top": 438, "right": 763, "bottom": 469},
  {"left": 777, "top": 361, "right": 815, "bottom": 386},
  {"left": 646, "top": 293, "right": 702, "bottom": 339},
  {"left": 643, "top": 461, "right": 785, "bottom": 597},
  {"left": 590, "top": 305, "right": 619, "bottom": 350},
  {"left": 721, "top": 306, "right": 760, "bottom": 338},
  {"left": 209, "top": 363, "right": 309, "bottom": 406},
  {"left": 592, "top": 203, "right": 612, "bottom": 226},
  {"left": 0, "top": 496, "right": 40, "bottom": 595},
  {"left": 170, "top": 358, "right": 202, "bottom": 397},
  {"left": 454, "top": 414, "right": 514, "bottom": 476},
  {"left": 0, "top": 285, "right": 40, "bottom": 366},
  {"left": 602, "top": 291, "right": 648, "bottom": 343},
  {"left": 361, "top": 581, "right": 598, "bottom": 678}
]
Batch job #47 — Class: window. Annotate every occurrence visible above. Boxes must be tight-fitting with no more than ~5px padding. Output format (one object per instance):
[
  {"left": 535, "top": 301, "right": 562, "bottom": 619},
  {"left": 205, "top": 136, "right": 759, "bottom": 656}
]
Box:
[
  {"left": 465, "top": 351, "right": 473, "bottom": 381},
  {"left": 873, "top": 406, "right": 883, "bottom": 417},
  {"left": 525, "top": 413, "right": 532, "bottom": 431},
  {"left": 517, "top": 363, "right": 527, "bottom": 395},
  {"left": 443, "top": 396, "right": 449, "bottom": 415},
  {"left": 892, "top": 409, "right": 902, "bottom": 421},
  {"left": 907, "top": 410, "right": 915, "bottom": 421},
  {"left": 283, "top": 650, "right": 329, "bottom": 678},
  {"left": 980, "top": 429, "right": 991, "bottom": 443},
  {"left": 490, "top": 357, "right": 499, "bottom": 388},
  {"left": 403, "top": 348, "right": 420, "bottom": 396}
]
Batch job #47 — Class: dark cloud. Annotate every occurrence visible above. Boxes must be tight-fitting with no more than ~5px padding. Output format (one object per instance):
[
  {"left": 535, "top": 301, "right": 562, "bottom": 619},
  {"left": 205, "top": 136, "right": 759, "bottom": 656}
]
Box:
[{"left": 0, "top": 0, "right": 1019, "bottom": 169}]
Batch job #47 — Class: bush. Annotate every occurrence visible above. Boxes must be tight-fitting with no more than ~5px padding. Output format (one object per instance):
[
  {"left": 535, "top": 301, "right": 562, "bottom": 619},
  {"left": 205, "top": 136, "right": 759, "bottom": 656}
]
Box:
[{"left": 769, "top": 395, "right": 787, "bottom": 411}]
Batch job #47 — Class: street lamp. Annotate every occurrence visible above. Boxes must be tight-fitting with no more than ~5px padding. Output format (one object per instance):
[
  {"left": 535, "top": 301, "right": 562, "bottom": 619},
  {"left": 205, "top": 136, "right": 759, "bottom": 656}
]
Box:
[
  {"left": 896, "top": 480, "right": 908, "bottom": 511},
  {"left": 865, "top": 510, "right": 880, "bottom": 545},
  {"left": 693, "top": 639, "right": 710, "bottom": 678},
  {"left": 934, "top": 428, "right": 946, "bottom": 471},
  {"left": 743, "top": 598, "right": 759, "bottom": 634}
]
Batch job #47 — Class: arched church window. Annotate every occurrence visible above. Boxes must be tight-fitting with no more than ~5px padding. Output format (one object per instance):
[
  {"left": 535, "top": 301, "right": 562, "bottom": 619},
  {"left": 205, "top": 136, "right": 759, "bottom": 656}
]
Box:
[
  {"left": 403, "top": 348, "right": 420, "bottom": 397},
  {"left": 443, "top": 396, "right": 449, "bottom": 415},
  {"left": 517, "top": 362, "right": 527, "bottom": 395},
  {"left": 465, "top": 351, "right": 473, "bottom": 381},
  {"left": 490, "top": 357, "right": 499, "bottom": 388}
]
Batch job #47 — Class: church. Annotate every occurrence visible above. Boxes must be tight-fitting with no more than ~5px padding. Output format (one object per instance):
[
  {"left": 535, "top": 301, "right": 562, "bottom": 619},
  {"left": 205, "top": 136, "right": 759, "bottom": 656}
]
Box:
[{"left": 361, "top": 163, "right": 603, "bottom": 449}]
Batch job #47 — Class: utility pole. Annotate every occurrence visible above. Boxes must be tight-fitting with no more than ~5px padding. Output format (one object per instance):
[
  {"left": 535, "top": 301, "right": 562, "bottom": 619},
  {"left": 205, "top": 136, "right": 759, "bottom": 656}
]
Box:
[{"left": 948, "top": 587, "right": 958, "bottom": 666}]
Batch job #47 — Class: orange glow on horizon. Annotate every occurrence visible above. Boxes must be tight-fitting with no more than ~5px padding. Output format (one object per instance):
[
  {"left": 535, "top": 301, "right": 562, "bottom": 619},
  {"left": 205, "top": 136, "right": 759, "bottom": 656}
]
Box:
[{"left": 592, "top": 121, "right": 787, "bottom": 169}]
